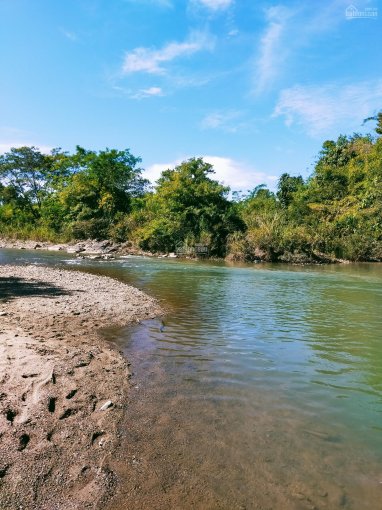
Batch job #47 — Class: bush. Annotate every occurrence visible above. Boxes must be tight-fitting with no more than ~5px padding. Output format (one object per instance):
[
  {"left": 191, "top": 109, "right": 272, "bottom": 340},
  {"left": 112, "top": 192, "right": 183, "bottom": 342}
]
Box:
[{"left": 70, "top": 219, "right": 110, "bottom": 240}]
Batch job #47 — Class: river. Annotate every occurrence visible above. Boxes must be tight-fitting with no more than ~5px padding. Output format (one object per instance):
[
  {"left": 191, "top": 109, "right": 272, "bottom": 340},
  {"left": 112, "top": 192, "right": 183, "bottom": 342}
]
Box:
[{"left": 1, "top": 249, "right": 381, "bottom": 509}]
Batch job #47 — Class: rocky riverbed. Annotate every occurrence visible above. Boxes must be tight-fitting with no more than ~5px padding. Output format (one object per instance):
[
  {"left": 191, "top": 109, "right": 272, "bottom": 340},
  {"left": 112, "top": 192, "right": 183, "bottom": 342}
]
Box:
[
  {"left": 0, "top": 238, "right": 170, "bottom": 259},
  {"left": 0, "top": 264, "right": 161, "bottom": 509}
]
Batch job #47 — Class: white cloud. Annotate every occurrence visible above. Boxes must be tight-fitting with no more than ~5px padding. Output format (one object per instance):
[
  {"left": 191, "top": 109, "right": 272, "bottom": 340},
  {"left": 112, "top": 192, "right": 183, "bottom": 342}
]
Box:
[
  {"left": 122, "top": 32, "right": 215, "bottom": 75},
  {"left": 144, "top": 156, "right": 278, "bottom": 191},
  {"left": 253, "top": 6, "right": 291, "bottom": 94},
  {"left": 203, "top": 156, "right": 278, "bottom": 191},
  {"left": 60, "top": 29, "right": 78, "bottom": 42},
  {"left": 274, "top": 80, "right": 382, "bottom": 137},
  {"left": 228, "top": 28, "right": 239, "bottom": 37},
  {"left": 124, "top": 0, "right": 173, "bottom": 6},
  {"left": 144, "top": 161, "right": 174, "bottom": 184},
  {"left": 201, "top": 110, "right": 244, "bottom": 132},
  {"left": 192, "top": 0, "right": 233, "bottom": 10},
  {"left": 253, "top": 2, "right": 353, "bottom": 95},
  {"left": 0, "top": 142, "right": 53, "bottom": 154},
  {"left": 131, "top": 86, "right": 164, "bottom": 99}
]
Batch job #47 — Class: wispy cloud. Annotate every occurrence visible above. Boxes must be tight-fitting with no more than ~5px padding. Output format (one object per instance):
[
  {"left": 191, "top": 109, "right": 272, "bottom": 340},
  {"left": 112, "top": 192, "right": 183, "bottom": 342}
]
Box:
[
  {"left": 253, "top": 6, "right": 292, "bottom": 95},
  {"left": 191, "top": 0, "right": 233, "bottom": 11},
  {"left": 60, "top": 28, "right": 78, "bottom": 42},
  {"left": 227, "top": 28, "right": 239, "bottom": 37},
  {"left": 0, "top": 128, "right": 53, "bottom": 154},
  {"left": 0, "top": 142, "right": 53, "bottom": 154},
  {"left": 122, "top": 31, "right": 215, "bottom": 75},
  {"left": 131, "top": 86, "right": 164, "bottom": 99},
  {"left": 124, "top": 0, "right": 173, "bottom": 7},
  {"left": 274, "top": 80, "right": 382, "bottom": 137},
  {"left": 144, "top": 155, "right": 278, "bottom": 191},
  {"left": 200, "top": 110, "right": 248, "bottom": 133},
  {"left": 253, "top": 2, "right": 356, "bottom": 95}
]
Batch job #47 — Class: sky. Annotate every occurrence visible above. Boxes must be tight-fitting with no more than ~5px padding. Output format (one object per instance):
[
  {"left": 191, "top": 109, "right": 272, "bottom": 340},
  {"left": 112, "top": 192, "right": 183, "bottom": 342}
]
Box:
[{"left": 1, "top": 0, "right": 381, "bottom": 192}]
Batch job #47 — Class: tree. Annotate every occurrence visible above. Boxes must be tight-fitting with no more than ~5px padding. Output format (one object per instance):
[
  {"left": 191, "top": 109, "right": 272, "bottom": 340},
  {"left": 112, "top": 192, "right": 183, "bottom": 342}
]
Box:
[
  {"left": 363, "top": 111, "right": 382, "bottom": 136},
  {"left": 277, "top": 173, "right": 304, "bottom": 207},
  {"left": 58, "top": 146, "right": 148, "bottom": 238},
  {"left": 0, "top": 146, "right": 56, "bottom": 218},
  {"left": 135, "top": 158, "right": 243, "bottom": 255}
]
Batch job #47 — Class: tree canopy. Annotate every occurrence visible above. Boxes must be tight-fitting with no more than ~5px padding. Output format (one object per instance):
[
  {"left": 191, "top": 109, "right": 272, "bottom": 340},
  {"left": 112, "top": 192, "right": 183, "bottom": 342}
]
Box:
[{"left": 133, "top": 158, "right": 242, "bottom": 256}]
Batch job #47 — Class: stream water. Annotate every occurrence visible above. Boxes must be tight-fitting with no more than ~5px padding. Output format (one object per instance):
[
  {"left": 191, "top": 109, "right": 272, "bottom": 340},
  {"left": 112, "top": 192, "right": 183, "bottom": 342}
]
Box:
[{"left": 1, "top": 249, "right": 382, "bottom": 509}]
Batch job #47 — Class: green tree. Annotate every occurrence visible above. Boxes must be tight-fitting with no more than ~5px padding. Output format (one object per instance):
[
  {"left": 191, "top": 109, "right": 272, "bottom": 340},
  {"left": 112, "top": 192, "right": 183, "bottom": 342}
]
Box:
[
  {"left": 0, "top": 146, "right": 58, "bottom": 218},
  {"left": 277, "top": 173, "right": 304, "bottom": 207},
  {"left": 363, "top": 111, "right": 382, "bottom": 136},
  {"left": 59, "top": 146, "right": 148, "bottom": 238},
  {"left": 135, "top": 158, "right": 243, "bottom": 255}
]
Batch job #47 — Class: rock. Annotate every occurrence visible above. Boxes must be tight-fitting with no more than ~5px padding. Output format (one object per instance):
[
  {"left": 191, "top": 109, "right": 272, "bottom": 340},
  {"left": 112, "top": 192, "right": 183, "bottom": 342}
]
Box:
[
  {"left": 83, "top": 240, "right": 112, "bottom": 254},
  {"left": 66, "top": 244, "right": 85, "bottom": 254},
  {"left": 99, "top": 400, "right": 113, "bottom": 411},
  {"left": 47, "top": 245, "right": 65, "bottom": 252},
  {"left": 168, "top": 252, "right": 177, "bottom": 258},
  {"left": 105, "top": 244, "right": 120, "bottom": 253}
]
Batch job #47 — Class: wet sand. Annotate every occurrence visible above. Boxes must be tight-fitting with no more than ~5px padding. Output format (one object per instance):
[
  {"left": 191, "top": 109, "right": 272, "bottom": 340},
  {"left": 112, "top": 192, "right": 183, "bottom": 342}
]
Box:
[{"left": 0, "top": 264, "right": 161, "bottom": 510}]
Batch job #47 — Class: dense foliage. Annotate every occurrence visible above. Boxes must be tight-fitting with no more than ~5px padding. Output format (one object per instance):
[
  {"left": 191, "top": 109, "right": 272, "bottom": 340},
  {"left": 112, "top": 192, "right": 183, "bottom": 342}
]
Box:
[{"left": 1, "top": 115, "right": 382, "bottom": 262}]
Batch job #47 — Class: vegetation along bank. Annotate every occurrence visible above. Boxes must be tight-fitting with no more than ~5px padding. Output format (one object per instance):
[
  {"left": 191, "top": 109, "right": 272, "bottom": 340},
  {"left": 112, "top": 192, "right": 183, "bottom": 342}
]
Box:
[{"left": 1, "top": 113, "right": 382, "bottom": 263}]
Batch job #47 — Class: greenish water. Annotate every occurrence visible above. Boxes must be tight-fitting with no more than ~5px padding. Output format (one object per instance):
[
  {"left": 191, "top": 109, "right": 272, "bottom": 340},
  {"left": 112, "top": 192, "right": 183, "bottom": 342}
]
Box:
[{"left": 1, "top": 249, "right": 382, "bottom": 509}]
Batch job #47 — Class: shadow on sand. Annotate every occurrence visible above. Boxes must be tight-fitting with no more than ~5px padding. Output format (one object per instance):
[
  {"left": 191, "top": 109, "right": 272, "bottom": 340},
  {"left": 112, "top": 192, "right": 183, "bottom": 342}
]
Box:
[{"left": 0, "top": 276, "right": 72, "bottom": 302}]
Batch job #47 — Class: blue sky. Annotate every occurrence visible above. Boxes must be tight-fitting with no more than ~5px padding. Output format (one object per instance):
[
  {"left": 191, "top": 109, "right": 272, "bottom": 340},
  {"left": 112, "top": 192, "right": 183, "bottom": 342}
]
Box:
[{"left": 1, "top": 0, "right": 381, "bottom": 192}]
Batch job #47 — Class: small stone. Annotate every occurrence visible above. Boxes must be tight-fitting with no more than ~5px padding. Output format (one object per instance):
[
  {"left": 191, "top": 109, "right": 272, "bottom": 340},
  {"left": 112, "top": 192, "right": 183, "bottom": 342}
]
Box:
[{"left": 99, "top": 400, "right": 113, "bottom": 411}]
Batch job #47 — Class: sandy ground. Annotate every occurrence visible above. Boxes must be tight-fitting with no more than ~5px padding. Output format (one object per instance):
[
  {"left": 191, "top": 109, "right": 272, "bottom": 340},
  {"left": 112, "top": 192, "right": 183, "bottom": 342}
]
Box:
[{"left": 0, "top": 264, "right": 161, "bottom": 510}]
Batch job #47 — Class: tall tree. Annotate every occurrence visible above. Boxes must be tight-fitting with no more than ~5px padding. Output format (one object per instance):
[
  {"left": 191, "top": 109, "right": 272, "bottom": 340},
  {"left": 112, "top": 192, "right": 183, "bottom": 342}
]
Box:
[
  {"left": 59, "top": 146, "right": 148, "bottom": 238},
  {"left": 277, "top": 173, "right": 304, "bottom": 208},
  {"left": 136, "top": 157, "right": 242, "bottom": 255},
  {"left": 0, "top": 146, "right": 55, "bottom": 218}
]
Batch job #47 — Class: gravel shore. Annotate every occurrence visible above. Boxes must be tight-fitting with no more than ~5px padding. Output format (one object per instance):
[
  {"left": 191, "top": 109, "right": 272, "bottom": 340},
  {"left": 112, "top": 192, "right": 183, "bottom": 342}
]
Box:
[{"left": 0, "top": 264, "right": 161, "bottom": 509}]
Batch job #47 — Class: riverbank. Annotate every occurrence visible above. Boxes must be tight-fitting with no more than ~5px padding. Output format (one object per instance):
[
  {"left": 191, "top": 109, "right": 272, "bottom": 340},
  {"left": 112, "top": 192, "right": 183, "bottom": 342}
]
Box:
[
  {"left": 0, "top": 237, "right": 347, "bottom": 264},
  {"left": 0, "top": 264, "right": 162, "bottom": 510},
  {"left": 0, "top": 237, "right": 155, "bottom": 259}
]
